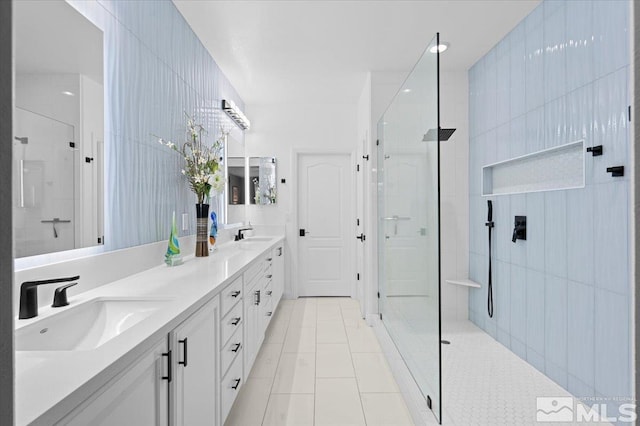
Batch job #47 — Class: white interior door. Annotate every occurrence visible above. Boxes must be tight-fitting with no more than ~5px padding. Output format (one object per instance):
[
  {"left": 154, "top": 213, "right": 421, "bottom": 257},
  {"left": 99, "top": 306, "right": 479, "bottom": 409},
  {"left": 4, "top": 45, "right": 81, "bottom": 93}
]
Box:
[{"left": 298, "top": 153, "right": 352, "bottom": 297}]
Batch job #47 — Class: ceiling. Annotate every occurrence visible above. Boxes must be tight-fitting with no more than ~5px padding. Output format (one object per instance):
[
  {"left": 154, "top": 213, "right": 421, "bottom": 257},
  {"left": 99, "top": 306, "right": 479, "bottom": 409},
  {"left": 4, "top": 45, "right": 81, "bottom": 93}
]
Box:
[
  {"left": 174, "top": 0, "right": 540, "bottom": 105},
  {"left": 14, "top": 0, "right": 103, "bottom": 83}
]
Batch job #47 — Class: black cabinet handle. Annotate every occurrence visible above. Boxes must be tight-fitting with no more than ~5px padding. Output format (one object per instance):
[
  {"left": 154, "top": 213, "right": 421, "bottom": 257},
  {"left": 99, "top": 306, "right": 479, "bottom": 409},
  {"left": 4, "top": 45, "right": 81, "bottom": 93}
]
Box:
[
  {"left": 231, "top": 343, "right": 242, "bottom": 352},
  {"left": 266, "top": 258, "right": 272, "bottom": 262},
  {"left": 231, "top": 317, "right": 241, "bottom": 326},
  {"left": 266, "top": 274, "right": 273, "bottom": 279},
  {"left": 231, "top": 378, "right": 241, "bottom": 390},
  {"left": 277, "top": 247, "right": 282, "bottom": 256},
  {"left": 179, "top": 338, "right": 188, "bottom": 367},
  {"left": 162, "top": 350, "right": 172, "bottom": 382},
  {"left": 267, "top": 290, "right": 272, "bottom": 296},
  {"left": 267, "top": 311, "right": 273, "bottom": 316},
  {"left": 255, "top": 290, "right": 261, "bottom": 305},
  {"left": 231, "top": 290, "right": 241, "bottom": 298}
]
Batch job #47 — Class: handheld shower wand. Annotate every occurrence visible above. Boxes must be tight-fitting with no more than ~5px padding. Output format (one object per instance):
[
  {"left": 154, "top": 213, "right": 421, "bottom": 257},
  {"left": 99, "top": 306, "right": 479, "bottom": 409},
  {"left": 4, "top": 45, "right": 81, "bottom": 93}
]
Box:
[{"left": 485, "top": 200, "right": 494, "bottom": 318}]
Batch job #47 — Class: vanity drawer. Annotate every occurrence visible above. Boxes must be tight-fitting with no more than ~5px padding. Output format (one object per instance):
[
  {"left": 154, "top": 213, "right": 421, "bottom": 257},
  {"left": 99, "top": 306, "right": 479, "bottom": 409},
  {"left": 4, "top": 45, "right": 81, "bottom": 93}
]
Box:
[
  {"left": 221, "top": 302, "right": 243, "bottom": 346},
  {"left": 244, "top": 259, "right": 265, "bottom": 288},
  {"left": 221, "top": 328, "right": 243, "bottom": 377},
  {"left": 221, "top": 351, "right": 244, "bottom": 423},
  {"left": 221, "top": 276, "right": 243, "bottom": 317}
]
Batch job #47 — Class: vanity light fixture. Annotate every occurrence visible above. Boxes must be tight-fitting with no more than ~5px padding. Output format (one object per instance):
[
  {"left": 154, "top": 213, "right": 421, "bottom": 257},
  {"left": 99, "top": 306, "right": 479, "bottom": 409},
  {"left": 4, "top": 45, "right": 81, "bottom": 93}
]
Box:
[
  {"left": 429, "top": 42, "right": 449, "bottom": 53},
  {"left": 222, "top": 99, "right": 250, "bottom": 130}
]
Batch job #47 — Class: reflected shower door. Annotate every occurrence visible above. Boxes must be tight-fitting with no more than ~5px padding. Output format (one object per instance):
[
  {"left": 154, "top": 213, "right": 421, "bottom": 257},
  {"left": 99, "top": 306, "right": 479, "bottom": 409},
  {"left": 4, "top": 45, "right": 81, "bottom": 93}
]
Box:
[
  {"left": 13, "top": 107, "right": 76, "bottom": 257},
  {"left": 378, "top": 34, "right": 442, "bottom": 422}
]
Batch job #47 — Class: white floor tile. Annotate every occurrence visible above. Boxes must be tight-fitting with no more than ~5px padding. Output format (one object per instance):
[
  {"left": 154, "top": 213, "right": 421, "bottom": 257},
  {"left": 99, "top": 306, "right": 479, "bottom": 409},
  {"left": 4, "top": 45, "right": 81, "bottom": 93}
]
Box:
[
  {"left": 262, "top": 393, "right": 314, "bottom": 426},
  {"left": 317, "top": 304, "right": 342, "bottom": 322},
  {"left": 224, "top": 377, "right": 272, "bottom": 426},
  {"left": 264, "top": 318, "right": 288, "bottom": 344},
  {"left": 271, "top": 352, "right": 316, "bottom": 394},
  {"left": 346, "top": 324, "right": 382, "bottom": 353},
  {"left": 283, "top": 326, "right": 316, "bottom": 353},
  {"left": 316, "top": 343, "right": 355, "bottom": 378},
  {"left": 317, "top": 320, "right": 348, "bottom": 344},
  {"left": 249, "top": 343, "right": 282, "bottom": 379},
  {"left": 361, "top": 393, "right": 415, "bottom": 426},
  {"left": 352, "top": 352, "right": 400, "bottom": 393},
  {"left": 315, "top": 378, "right": 366, "bottom": 426}
]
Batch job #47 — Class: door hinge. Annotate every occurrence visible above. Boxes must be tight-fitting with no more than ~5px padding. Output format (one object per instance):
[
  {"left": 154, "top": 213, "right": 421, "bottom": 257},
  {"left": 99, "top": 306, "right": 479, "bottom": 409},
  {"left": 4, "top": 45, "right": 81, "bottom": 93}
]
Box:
[
  {"left": 379, "top": 313, "right": 382, "bottom": 320},
  {"left": 427, "top": 395, "right": 432, "bottom": 410},
  {"left": 357, "top": 273, "right": 360, "bottom": 281},
  {"left": 629, "top": 105, "right": 632, "bottom": 122}
]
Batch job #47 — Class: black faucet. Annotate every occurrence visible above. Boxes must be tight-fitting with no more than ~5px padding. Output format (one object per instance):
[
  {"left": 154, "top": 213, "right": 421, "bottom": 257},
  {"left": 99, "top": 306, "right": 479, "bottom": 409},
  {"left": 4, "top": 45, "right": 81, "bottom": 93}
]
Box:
[
  {"left": 235, "top": 226, "right": 254, "bottom": 241},
  {"left": 19, "top": 275, "right": 79, "bottom": 319}
]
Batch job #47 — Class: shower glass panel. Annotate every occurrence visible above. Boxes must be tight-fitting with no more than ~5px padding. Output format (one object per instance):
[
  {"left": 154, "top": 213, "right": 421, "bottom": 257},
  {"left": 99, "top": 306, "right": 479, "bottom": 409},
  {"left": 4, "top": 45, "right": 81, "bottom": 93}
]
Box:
[{"left": 378, "top": 34, "right": 441, "bottom": 422}]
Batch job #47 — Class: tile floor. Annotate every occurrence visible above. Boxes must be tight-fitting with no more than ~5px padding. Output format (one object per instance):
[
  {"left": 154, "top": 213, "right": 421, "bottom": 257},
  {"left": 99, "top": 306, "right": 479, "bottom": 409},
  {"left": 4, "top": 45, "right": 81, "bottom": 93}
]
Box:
[{"left": 224, "top": 297, "right": 414, "bottom": 426}]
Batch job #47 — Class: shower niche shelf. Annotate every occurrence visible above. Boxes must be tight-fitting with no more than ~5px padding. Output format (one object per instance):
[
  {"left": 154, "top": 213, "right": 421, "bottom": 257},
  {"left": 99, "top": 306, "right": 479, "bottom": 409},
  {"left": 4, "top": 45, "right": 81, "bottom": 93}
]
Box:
[
  {"left": 481, "top": 140, "right": 585, "bottom": 196},
  {"left": 446, "top": 279, "right": 481, "bottom": 289}
]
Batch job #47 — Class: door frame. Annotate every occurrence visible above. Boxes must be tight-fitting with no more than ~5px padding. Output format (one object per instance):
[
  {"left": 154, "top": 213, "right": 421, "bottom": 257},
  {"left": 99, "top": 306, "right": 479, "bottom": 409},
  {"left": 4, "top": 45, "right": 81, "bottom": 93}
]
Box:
[{"left": 291, "top": 148, "right": 357, "bottom": 299}]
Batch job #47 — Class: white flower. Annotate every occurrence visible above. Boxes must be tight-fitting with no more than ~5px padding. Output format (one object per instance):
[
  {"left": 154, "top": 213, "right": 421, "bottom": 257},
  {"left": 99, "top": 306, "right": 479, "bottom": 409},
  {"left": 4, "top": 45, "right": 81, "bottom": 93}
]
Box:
[
  {"left": 181, "top": 169, "right": 186, "bottom": 175},
  {"left": 209, "top": 170, "right": 225, "bottom": 194}
]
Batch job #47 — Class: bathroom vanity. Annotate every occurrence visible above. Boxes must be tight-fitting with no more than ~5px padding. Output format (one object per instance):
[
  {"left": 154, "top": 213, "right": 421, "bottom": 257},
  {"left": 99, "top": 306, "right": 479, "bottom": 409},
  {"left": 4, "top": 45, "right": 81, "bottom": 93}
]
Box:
[{"left": 14, "top": 236, "right": 285, "bottom": 426}]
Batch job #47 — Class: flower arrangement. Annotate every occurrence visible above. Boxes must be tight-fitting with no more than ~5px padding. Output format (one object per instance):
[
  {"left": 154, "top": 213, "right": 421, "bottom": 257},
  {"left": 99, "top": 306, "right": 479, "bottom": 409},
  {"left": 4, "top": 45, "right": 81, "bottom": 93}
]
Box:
[{"left": 157, "top": 113, "right": 226, "bottom": 204}]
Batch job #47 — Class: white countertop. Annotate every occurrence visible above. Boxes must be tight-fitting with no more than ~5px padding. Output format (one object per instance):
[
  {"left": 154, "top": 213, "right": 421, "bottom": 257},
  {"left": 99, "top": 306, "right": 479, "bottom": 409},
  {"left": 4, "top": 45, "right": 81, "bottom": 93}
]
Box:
[{"left": 15, "top": 235, "right": 285, "bottom": 426}]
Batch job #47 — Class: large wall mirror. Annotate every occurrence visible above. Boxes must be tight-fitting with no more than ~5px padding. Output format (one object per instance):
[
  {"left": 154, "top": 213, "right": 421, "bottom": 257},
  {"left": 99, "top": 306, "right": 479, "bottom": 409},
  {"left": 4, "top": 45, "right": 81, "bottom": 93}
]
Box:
[
  {"left": 225, "top": 135, "right": 246, "bottom": 225},
  {"left": 13, "top": 0, "right": 104, "bottom": 258}
]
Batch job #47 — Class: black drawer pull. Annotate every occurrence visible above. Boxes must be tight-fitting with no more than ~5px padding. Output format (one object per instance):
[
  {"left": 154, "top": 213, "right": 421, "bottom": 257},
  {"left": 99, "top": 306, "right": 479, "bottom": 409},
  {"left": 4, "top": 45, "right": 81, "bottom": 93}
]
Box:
[
  {"left": 231, "top": 378, "right": 241, "bottom": 390},
  {"left": 255, "top": 290, "right": 261, "bottom": 305},
  {"left": 231, "top": 343, "right": 242, "bottom": 352},
  {"left": 231, "top": 290, "right": 241, "bottom": 298},
  {"left": 266, "top": 274, "right": 273, "bottom": 279},
  {"left": 267, "top": 311, "right": 273, "bottom": 316},
  {"left": 267, "top": 290, "right": 272, "bottom": 296},
  {"left": 179, "top": 338, "right": 188, "bottom": 367},
  {"left": 266, "top": 258, "right": 272, "bottom": 262},
  {"left": 161, "top": 350, "right": 172, "bottom": 382},
  {"left": 231, "top": 317, "right": 241, "bottom": 326}
]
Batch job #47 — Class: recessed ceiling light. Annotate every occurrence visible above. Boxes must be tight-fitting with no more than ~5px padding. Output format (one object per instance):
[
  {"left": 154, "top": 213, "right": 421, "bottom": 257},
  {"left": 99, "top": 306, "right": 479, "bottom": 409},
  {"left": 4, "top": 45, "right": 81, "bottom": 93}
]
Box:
[
  {"left": 61, "top": 91, "right": 75, "bottom": 96},
  {"left": 402, "top": 88, "right": 412, "bottom": 93},
  {"left": 429, "top": 42, "right": 450, "bottom": 54}
]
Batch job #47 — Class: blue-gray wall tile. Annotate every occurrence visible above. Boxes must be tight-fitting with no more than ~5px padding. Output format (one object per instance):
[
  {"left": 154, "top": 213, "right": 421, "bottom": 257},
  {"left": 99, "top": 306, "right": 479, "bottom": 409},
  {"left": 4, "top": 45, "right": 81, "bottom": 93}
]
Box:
[
  {"left": 544, "top": 190, "right": 567, "bottom": 278},
  {"left": 567, "top": 187, "right": 594, "bottom": 284},
  {"left": 525, "top": 192, "right": 545, "bottom": 272},
  {"left": 593, "top": 181, "right": 628, "bottom": 295},
  {"left": 543, "top": 0, "right": 566, "bottom": 103},
  {"left": 544, "top": 275, "right": 568, "bottom": 370},
  {"left": 567, "top": 280, "right": 595, "bottom": 387},
  {"left": 526, "top": 269, "right": 545, "bottom": 354},
  {"left": 510, "top": 265, "right": 527, "bottom": 342}
]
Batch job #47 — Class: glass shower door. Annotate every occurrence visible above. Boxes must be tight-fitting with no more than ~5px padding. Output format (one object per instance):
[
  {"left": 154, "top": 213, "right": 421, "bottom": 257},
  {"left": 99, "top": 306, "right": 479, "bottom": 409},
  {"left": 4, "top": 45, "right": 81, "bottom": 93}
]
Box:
[{"left": 378, "top": 34, "right": 442, "bottom": 422}]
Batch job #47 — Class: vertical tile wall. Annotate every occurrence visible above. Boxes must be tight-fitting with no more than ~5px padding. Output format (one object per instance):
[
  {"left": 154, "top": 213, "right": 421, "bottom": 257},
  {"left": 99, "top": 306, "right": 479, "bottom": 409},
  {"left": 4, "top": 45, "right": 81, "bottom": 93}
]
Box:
[
  {"left": 68, "top": 0, "right": 245, "bottom": 250},
  {"left": 468, "top": 0, "right": 631, "bottom": 413}
]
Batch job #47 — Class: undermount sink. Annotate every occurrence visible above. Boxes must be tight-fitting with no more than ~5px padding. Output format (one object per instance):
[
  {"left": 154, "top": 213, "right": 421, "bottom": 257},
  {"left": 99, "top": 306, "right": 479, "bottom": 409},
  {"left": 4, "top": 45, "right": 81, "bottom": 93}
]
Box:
[
  {"left": 242, "top": 236, "right": 272, "bottom": 242},
  {"left": 15, "top": 298, "right": 171, "bottom": 352}
]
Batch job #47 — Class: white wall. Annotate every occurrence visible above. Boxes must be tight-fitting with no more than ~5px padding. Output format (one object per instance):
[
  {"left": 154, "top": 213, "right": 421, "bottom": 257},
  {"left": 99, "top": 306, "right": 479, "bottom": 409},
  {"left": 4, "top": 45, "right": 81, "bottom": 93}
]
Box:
[{"left": 244, "top": 102, "right": 359, "bottom": 298}]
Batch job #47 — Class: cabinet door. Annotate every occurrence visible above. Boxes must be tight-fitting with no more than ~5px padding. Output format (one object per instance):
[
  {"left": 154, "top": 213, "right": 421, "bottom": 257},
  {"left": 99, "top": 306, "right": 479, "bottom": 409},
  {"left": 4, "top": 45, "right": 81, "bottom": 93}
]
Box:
[
  {"left": 171, "top": 297, "right": 219, "bottom": 426},
  {"left": 61, "top": 338, "right": 169, "bottom": 426},
  {"left": 273, "top": 246, "right": 285, "bottom": 305},
  {"left": 243, "top": 281, "right": 261, "bottom": 375}
]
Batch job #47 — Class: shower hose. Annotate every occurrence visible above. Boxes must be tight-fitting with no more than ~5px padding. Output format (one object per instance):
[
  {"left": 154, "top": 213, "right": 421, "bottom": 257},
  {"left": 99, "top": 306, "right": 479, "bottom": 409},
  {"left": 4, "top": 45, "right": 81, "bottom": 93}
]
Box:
[{"left": 486, "top": 200, "right": 494, "bottom": 318}]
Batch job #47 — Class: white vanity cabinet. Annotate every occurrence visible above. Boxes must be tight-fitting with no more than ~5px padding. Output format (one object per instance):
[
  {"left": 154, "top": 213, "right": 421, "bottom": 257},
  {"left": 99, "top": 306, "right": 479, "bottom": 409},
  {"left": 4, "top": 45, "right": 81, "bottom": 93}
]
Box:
[
  {"left": 272, "top": 245, "right": 284, "bottom": 314},
  {"left": 170, "top": 297, "right": 219, "bottom": 426},
  {"left": 60, "top": 297, "right": 220, "bottom": 426},
  {"left": 243, "top": 259, "right": 265, "bottom": 376},
  {"left": 60, "top": 337, "right": 170, "bottom": 426}
]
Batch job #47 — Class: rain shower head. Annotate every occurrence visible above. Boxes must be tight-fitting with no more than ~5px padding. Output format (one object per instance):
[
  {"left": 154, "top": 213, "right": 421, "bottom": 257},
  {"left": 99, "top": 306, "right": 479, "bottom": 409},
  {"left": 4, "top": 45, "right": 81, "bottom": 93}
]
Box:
[{"left": 422, "top": 128, "right": 456, "bottom": 142}]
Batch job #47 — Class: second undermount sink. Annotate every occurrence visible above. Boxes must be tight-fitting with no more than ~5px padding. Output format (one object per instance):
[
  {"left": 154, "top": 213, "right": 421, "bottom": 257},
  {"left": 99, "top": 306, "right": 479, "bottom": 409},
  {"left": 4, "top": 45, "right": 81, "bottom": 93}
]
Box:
[
  {"left": 242, "top": 236, "right": 272, "bottom": 242},
  {"left": 15, "top": 298, "right": 171, "bottom": 352}
]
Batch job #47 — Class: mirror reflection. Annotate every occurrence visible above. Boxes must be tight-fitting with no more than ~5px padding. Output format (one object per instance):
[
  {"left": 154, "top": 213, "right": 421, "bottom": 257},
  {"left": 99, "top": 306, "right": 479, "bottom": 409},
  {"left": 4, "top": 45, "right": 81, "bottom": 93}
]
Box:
[
  {"left": 249, "top": 157, "right": 277, "bottom": 205},
  {"left": 227, "top": 157, "right": 246, "bottom": 205},
  {"left": 13, "top": 0, "right": 104, "bottom": 258}
]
